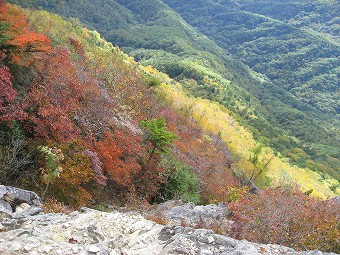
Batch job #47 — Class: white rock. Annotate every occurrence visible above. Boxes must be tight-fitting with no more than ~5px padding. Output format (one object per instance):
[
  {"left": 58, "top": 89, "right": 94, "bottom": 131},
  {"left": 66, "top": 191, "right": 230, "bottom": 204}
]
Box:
[
  {"left": 0, "top": 205, "right": 333, "bottom": 255},
  {"left": 56, "top": 249, "right": 63, "bottom": 255},
  {"left": 10, "top": 242, "right": 22, "bottom": 251},
  {"left": 72, "top": 246, "right": 79, "bottom": 253},
  {"left": 24, "top": 242, "right": 38, "bottom": 251},
  {"left": 200, "top": 250, "right": 214, "bottom": 255},
  {"left": 15, "top": 203, "right": 30, "bottom": 213},
  {"left": 88, "top": 245, "right": 101, "bottom": 253},
  {"left": 69, "top": 211, "right": 80, "bottom": 217},
  {"left": 207, "top": 236, "right": 215, "bottom": 244},
  {"left": 42, "top": 245, "right": 53, "bottom": 253}
]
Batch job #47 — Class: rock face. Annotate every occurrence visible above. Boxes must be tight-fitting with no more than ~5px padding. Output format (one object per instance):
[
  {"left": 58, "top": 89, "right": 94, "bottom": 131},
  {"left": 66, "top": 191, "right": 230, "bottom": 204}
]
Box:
[
  {"left": 0, "top": 207, "right": 337, "bottom": 255},
  {"left": 0, "top": 185, "right": 41, "bottom": 207}
]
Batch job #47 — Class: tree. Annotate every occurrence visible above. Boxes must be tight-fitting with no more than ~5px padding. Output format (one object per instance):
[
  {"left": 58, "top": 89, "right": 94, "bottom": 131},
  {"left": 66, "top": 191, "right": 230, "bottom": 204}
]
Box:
[
  {"left": 248, "top": 145, "right": 273, "bottom": 184},
  {"left": 140, "top": 117, "right": 178, "bottom": 158},
  {"left": 0, "top": 2, "right": 51, "bottom": 66},
  {"left": 0, "top": 62, "right": 26, "bottom": 123},
  {"left": 0, "top": 1, "right": 51, "bottom": 125},
  {"left": 94, "top": 130, "right": 142, "bottom": 188},
  {"left": 27, "top": 47, "right": 87, "bottom": 141},
  {"left": 38, "top": 140, "right": 94, "bottom": 206}
]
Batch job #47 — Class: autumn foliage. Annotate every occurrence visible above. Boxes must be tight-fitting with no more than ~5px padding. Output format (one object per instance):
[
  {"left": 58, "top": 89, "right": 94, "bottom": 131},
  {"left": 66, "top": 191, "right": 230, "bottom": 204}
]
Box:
[
  {"left": 94, "top": 130, "right": 142, "bottom": 188},
  {"left": 39, "top": 140, "right": 94, "bottom": 206},
  {"left": 229, "top": 187, "right": 340, "bottom": 252},
  {"left": 0, "top": 62, "right": 26, "bottom": 123},
  {"left": 1, "top": 5, "right": 339, "bottom": 254},
  {"left": 27, "top": 47, "right": 87, "bottom": 141},
  {"left": 0, "top": 1, "right": 51, "bottom": 66}
]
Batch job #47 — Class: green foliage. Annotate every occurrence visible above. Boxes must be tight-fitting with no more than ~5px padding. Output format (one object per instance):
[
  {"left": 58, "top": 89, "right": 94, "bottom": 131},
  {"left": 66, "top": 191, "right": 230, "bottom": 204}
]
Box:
[
  {"left": 146, "top": 75, "right": 162, "bottom": 87},
  {"left": 163, "top": 0, "right": 340, "bottom": 181},
  {"left": 141, "top": 117, "right": 178, "bottom": 156},
  {"left": 158, "top": 156, "right": 200, "bottom": 204},
  {"left": 38, "top": 145, "right": 64, "bottom": 183}
]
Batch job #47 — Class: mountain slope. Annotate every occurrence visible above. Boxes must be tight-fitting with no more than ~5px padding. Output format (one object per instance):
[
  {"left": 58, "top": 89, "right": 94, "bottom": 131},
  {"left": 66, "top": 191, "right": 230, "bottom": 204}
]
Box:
[
  {"left": 163, "top": 0, "right": 339, "bottom": 115},
  {"left": 7, "top": 0, "right": 340, "bottom": 181},
  {"left": 1, "top": 3, "right": 340, "bottom": 252}
]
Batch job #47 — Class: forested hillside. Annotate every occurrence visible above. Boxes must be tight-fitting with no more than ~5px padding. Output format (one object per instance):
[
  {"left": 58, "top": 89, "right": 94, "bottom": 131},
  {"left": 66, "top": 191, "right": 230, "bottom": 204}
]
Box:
[
  {"left": 1, "top": 1, "right": 339, "bottom": 252},
  {"left": 164, "top": 0, "right": 339, "bottom": 115},
  {"left": 9, "top": 0, "right": 340, "bottom": 183}
]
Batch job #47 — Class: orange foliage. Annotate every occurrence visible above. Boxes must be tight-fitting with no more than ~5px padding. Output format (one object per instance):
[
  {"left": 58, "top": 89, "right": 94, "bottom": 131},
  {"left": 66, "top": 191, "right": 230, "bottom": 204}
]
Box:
[
  {"left": 0, "top": 1, "right": 52, "bottom": 124},
  {"left": 0, "top": 2, "right": 51, "bottom": 66},
  {"left": 94, "top": 130, "right": 142, "bottom": 188},
  {"left": 48, "top": 140, "right": 94, "bottom": 206}
]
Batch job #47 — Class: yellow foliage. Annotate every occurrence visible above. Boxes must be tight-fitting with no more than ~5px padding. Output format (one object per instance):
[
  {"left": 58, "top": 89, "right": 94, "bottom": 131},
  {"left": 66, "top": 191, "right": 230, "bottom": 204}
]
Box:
[{"left": 158, "top": 83, "right": 340, "bottom": 198}]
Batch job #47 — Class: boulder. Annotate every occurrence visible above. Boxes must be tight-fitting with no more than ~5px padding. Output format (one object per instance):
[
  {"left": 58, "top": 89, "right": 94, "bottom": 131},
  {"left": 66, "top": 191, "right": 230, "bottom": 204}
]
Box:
[
  {"left": 0, "top": 185, "right": 42, "bottom": 229},
  {"left": 0, "top": 200, "right": 12, "bottom": 215},
  {"left": 148, "top": 201, "right": 232, "bottom": 233},
  {"left": 0, "top": 185, "right": 41, "bottom": 207}
]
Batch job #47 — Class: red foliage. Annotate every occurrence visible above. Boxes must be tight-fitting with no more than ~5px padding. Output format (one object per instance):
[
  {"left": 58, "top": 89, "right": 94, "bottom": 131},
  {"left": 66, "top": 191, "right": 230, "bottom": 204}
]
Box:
[
  {"left": 94, "top": 130, "right": 142, "bottom": 188},
  {"left": 27, "top": 47, "right": 87, "bottom": 141},
  {"left": 0, "top": 63, "right": 26, "bottom": 123},
  {"left": 0, "top": 0, "right": 7, "bottom": 13},
  {"left": 173, "top": 118, "right": 237, "bottom": 202},
  {"left": 229, "top": 187, "right": 340, "bottom": 252}
]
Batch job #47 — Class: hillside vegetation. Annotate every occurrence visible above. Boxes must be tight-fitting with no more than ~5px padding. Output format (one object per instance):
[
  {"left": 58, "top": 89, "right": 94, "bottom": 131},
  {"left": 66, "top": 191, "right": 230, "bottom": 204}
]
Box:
[
  {"left": 164, "top": 0, "right": 340, "bottom": 115},
  {"left": 9, "top": 0, "right": 340, "bottom": 183},
  {"left": 1, "top": 1, "right": 339, "bottom": 252}
]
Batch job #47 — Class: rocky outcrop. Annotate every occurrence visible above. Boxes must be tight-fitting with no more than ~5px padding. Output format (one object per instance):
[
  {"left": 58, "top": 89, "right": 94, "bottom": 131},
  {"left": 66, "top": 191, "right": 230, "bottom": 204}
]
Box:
[
  {"left": 0, "top": 207, "right": 337, "bottom": 255},
  {"left": 146, "top": 200, "right": 232, "bottom": 233},
  {"left": 0, "top": 185, "right": 42, "bottom": 231},
  {"left": 0, "top": 185, "right": 41, "bottom": 213}
]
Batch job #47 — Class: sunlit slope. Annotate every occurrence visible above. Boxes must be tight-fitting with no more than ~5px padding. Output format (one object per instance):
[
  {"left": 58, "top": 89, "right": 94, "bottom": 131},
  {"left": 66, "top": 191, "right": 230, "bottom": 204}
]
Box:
[{"left": 157, "top": 80, "right": 339, "bottom": 198}]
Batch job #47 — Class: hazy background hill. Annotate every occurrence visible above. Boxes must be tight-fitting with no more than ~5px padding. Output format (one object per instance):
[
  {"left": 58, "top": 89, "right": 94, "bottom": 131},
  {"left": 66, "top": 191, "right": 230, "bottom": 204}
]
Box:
[{"left": 9, "top": 0, "right": 339, "bottom": 181}]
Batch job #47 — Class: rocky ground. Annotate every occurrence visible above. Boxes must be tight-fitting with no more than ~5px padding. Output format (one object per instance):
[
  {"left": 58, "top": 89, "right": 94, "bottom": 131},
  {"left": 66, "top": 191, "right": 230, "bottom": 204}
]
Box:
[{"left": 0, "top": 185, "right": 338, "bottom": 255}]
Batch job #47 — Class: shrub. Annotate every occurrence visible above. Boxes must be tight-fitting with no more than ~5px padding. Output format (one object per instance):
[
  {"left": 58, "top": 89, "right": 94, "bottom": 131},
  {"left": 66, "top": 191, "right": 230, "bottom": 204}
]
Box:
[
  {"left": 42, "top": 197, "right": 70, "bottom": 213},
  {"left": 229, "top": 187, "right": 340, "bottom": 252},
  {"left": 158, "top": 156, "right": 200, "bottom": 204},
  {"left": 39, "top": 140, "right": 94, "bottom": 207}
]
